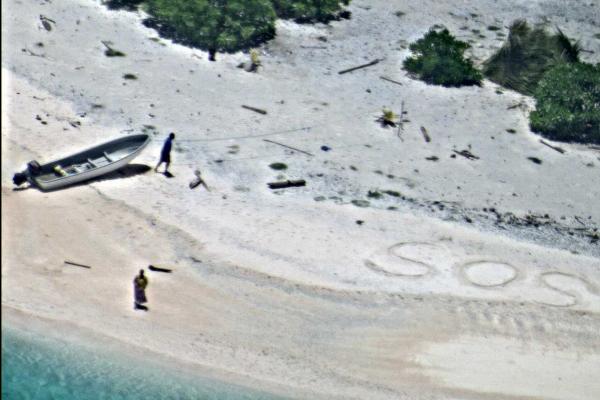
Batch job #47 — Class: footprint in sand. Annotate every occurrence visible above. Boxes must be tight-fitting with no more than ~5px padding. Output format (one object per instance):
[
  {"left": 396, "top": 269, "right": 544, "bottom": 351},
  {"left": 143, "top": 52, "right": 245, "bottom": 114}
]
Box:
[
  {"left": 461, "top": 261, "right": 518, "bottom": 288},
  {"left": 365, "top": 242, "right": 447, "bottom": 277}
]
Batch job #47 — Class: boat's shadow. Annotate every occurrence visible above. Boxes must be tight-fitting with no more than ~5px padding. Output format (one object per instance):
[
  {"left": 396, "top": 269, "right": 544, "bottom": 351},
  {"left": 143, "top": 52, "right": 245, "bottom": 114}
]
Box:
[{"left": 14, "top": 164, "right": 152, "bottom": 192}]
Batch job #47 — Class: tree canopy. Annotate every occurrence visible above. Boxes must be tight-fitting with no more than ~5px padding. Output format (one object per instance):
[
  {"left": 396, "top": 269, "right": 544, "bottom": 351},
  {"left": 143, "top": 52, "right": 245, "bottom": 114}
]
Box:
[
  {"left": 403, "top": 28, "right": 482, "bottom": 87},
  {"left": 145, "top": 0, "right": 277, "bottom": 58}
]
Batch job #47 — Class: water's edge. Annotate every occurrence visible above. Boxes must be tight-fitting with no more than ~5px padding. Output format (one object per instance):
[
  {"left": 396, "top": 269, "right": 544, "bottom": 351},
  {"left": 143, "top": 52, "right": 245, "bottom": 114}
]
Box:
[{"left": 2, "top": 312, "right": 287, "bottom": 400}]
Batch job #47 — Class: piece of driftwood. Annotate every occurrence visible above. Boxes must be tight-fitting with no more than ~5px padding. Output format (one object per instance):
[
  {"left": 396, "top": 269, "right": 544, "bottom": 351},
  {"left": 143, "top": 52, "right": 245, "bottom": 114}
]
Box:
[
  {"left": 380, "top": 76, "right": 403, "bottom": 86},
  {"left": 420, "top": 126, "right": 431, "bottom": 143},
  {"left": 453, "top": 149, "right": 479, "bottom": 160},
  {"left": 539, "top": 139, "right": 565, "bottom": 154},
  {"left": 268, "top": 180, "right": 306, "bottom": 189},
  {"left": 338, "top": 59, "right": 383, "bottom": 75},
  {"left": 64, "top": 260, "right": 91, "bottom": 269},
  {"left": 263, "top": 139, "right": 314, "bottom": 156},
  {"left": 149, "top": 265, "right": 172, "bottom": 273},
  {"left": 242, "top": 105, "right": 267, "bottom": 114}
]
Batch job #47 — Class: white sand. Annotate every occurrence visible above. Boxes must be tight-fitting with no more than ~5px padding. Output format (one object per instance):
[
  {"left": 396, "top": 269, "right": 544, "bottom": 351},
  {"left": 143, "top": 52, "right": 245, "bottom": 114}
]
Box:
[{"left": 2, "top": 0, "right": 600, "bottom": 398}]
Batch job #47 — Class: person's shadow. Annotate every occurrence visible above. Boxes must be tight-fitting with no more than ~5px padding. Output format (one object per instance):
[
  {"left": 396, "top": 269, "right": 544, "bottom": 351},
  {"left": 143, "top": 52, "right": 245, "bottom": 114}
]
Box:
[{"left": 163, "top": 171, "right": 175, "bottom": 178}]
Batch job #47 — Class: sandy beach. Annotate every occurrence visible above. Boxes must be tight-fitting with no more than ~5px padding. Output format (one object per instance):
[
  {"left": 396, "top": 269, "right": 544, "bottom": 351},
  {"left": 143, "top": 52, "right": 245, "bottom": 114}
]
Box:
[{"left": 2, "top": 0, "right": 600, "bottom": 398}]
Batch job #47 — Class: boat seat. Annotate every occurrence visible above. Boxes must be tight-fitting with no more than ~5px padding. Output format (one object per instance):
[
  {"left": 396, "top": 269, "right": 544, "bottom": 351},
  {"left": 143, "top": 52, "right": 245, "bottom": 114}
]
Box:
[
  {"left": 103, "top": 152, "right": 113, "bottom": 162},
  {"left": 87, "top": 158, "right": 97, "bottom": 168}
]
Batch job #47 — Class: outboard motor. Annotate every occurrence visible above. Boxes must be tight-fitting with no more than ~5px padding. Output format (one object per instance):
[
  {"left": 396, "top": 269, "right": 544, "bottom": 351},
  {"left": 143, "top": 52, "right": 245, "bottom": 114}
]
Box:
[
  {"left": 13, "top": 172, "right": 28, "bottom": 186},
  {"left": 27, "top": 160, "right": 42, "bottom": 175}
]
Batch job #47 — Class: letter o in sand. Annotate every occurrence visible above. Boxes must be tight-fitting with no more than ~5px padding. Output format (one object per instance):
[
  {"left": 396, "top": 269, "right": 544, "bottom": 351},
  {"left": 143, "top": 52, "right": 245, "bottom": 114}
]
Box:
[{"left": 462, "top": 261, "right": 518, "bottom": 288}]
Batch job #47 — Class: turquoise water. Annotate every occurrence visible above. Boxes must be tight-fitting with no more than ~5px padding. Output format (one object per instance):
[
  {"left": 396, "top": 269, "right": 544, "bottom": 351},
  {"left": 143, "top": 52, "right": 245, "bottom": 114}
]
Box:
[{"left": 2, "top": 326, "right": 284, "bottom": 400}]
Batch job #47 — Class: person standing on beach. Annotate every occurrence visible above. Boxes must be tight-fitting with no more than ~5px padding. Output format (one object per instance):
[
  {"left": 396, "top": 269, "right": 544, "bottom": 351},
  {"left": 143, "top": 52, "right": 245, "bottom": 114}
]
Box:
[
  {"left": 133, "top": 269, "right": 149, "bottom": 311},
  {"left": 155, "top": 132, "right": 175, "bottom": 173}
]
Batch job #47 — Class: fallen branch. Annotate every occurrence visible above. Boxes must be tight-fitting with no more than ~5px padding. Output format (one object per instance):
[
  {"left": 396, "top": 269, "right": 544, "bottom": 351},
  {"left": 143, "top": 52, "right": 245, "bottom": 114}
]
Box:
[
  {"left": 338, "top": 58, "right": 383, "bottom": 75},
  {"left": 539, "top": 139, "right": 566, "bottom": 154},
  {"left": 268, "top": 180, "right": 306, "bottom": 189},
  {"left": 453, "top": 149, "right": 480, "bottom": 160},
  {"left": 420, "top": 126, "right": 431, "bottom": 143},
  {"left": 263, "top": 139, "right": 314, "bottom": 156},
  {"left": 242, "top": 105, "right": 267, "bottom": 115},
  {"left": 64, "top": 260, "right": 91, "bottom": 269},
  {"left": 380, "top": 76, "right": 403, "bottom": 86}
]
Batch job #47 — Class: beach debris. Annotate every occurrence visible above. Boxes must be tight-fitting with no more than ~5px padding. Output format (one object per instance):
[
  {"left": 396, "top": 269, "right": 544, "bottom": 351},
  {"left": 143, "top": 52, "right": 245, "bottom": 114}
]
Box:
[
  {"left": 21, "top": 48, "right": 46, "bottom": 58},
  {"left": 539, "top": 139, "right": 566, "bottom": 154},
  {"left": 420, "top": 126, "right": 431, "bottom": 142},
  {"left": 380, "top": 76, "right": 403, "bottom": 86},
  {"left": 268, "top": 179, "right": 306, "bottom": 189},
  {"left": 189, "top": 169, "right": 210, "bottom": 190},
  {"left": 40, "top": 15, "right": 55, "bottom": 31},
  {"left": 425, "top": 156, "right": 439, "bottom": 161},
  {"left": 263, "top": 139, "right": 314, "bottom": 156},
  {"left": 242, "top": 104, "right": 267, "bottom": 114},
  {"left": 338, "top": 58, "right": 383, "bottom": 75},
  {"left": 397, "top": 101, "right": 406, "bottom": 139},
  {"left": 321, "top": 145, "right": 331, "bottom": 151},
  {"left": 377, "top": 108, "right": 397, "bottom": 127},
  {"left": 64, "top": 260, "right": 92, "bottom": 269},
  {"left": 453, "top": 149, "right": 479, "bottom": 160},
  {"left": 300, "top": 45, "right": 327, "bottom": 49},
  {"left": 148, "top": 265, "right": 172, "bottom": 273},
  {"left": 527, "top": 156, "right": 542, "bottom": 164},
  {"left": 101, "top": 41, "right": 126, "bottom": 57},
  {"left": 356, "top": 220, "right": 364, "bottom": 225}
]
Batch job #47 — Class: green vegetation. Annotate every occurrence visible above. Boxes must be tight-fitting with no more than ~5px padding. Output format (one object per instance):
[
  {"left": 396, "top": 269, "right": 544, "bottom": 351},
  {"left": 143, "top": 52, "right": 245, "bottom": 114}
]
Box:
[
  {"left": 103, "top": 1, "right": 352, "bottom": 59},
  {"left": 145, "top": 0, "right": 276, "bottom": 60},
  {"left": 403, "top": 28, "right": 482, "bottom": 87},
  {"left": 272, "top": 0, "right": 350, "bottom": 22},
  {"left": 530, "top": 62, "right": 600, "bottom": 145},
  {"left": 482, "top": 20, "right": 580, "bottom": 95}
]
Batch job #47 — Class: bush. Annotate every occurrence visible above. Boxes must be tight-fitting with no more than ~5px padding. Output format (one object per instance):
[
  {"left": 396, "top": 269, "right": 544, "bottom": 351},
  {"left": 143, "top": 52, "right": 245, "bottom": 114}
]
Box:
[
  {"left": 145, "top": 0, "right": 276, "bottom": 59},
  {"left": 530, "top": 62, "right": 600, "bottom": 145},
  {"left": 483, "top": 20, "right": 580, "bottom": 95},
  {"left": 272, "top": 0, "right": 350, "bottom": 23},
  {"left": 403, "top": 28, "right": 482, "bottom": 87}
]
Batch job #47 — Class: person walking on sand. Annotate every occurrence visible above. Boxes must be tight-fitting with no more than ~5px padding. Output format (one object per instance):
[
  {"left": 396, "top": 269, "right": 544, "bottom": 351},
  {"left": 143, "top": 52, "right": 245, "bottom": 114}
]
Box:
[
  {"left": 155, "top": 132, "right": 175, "bottom": 173},
  {"left": 133, "top": 269, "right": 149, "bottom": 311}
]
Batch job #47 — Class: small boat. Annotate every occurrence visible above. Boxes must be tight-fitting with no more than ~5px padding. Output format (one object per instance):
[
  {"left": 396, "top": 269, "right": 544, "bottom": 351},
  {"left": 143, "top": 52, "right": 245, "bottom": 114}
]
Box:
[{"left": 13, "top": 134, "right": 151, "bottom": 191}]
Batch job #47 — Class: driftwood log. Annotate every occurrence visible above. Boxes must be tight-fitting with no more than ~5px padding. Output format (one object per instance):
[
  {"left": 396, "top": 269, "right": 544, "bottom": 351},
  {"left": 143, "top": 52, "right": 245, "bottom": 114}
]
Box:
[
  {"left": 149, "top": 265, "right": 172, "bottom": 273},
  {"left": 242, "top": 105, "right": 267, "bottom": 114},
  {"left": 539, "top": 139, "right": 566, "bottom": 154},
  {"left": 453, "top": 149, "right": 480, "bottom": 160},
  {"left": 338, "top": 59, "right": 383, "bottom": 75},
  {"left": 380, "top": 76, "right": 403, "bottom": 86},
  {"left": 420, "top": 126, "right": 431, "bottom": 143},
  {"left": 268, "top": 180, "right": 306, "bottom": 189},
  {"left": 64, "top": 260, "right": 91, "bottom": 269}
]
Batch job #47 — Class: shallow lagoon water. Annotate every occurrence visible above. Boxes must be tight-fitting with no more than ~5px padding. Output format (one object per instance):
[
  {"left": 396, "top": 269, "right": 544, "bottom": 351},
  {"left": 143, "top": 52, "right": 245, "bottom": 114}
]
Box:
[{"left": 2, "top": 326, "right": 284, "bottom": 400}]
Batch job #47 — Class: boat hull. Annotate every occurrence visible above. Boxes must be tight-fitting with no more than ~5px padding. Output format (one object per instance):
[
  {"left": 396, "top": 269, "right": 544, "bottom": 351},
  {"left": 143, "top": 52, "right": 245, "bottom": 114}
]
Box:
[{"left": 25, "top": 134, "right": 151, "bottom": 191}]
